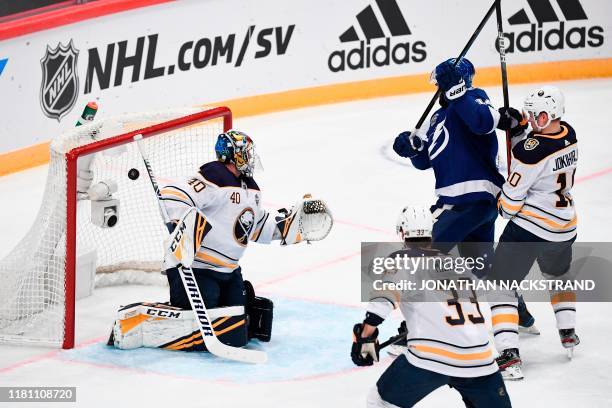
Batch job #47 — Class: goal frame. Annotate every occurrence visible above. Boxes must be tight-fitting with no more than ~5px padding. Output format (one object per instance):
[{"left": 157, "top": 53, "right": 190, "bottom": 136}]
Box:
[{"left": 62, "top": 106, "right": 232, "bottom": 349}]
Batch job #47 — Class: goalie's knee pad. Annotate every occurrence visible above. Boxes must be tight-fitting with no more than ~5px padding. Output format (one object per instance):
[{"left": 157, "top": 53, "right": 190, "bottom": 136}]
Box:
[
  {"left": 110, "top": 302, "right": 248, "bottom": 351},
  {"left": 244, "top": 280, "right": 274, "bottom": 342}
]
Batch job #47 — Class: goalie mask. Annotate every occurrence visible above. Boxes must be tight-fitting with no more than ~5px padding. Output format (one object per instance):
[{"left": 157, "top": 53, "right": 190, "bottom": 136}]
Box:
[
  {"left": 215, "top": 130, "right": 262, "bottom": 177},
  {"left": 396, "top": 205, "right": 433, "bottom": 241}
]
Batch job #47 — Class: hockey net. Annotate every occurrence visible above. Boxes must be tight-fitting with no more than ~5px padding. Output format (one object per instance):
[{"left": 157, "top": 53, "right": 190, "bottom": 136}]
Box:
[{"left": 0, "top": 106, "right": 231, "bottom": 348}]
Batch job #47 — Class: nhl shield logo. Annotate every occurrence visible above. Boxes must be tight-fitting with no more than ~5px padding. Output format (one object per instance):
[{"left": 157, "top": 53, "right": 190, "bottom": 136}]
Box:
[{"left": 40, "top": 40, "right": 79, "bottom": 121}]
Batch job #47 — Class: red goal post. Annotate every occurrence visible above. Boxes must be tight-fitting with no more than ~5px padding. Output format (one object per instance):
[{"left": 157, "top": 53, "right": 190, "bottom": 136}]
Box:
[
  {"left": 63, "top": 106, "right": 232, "bottom": 349},
  {"left": 0, "top": 106, "right": 232, "bottom": 349}
]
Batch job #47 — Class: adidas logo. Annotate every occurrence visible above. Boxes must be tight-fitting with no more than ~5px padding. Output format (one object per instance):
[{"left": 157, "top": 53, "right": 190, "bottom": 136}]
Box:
[
  {"left": 328, "top": 0, "right": 427, "bottom": 72},
  {"left": 500, "top": 0, "right": 604, "bottom": 53}
]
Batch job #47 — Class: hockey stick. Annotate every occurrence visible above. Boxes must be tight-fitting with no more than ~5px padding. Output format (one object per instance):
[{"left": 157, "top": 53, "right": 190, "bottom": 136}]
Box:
[
  {"left": 379, "top": 330, "right": 409, "bottom": 351},
  {"left": 495, "top": 0, "right": 512, "bottom": 176},
  {"left": 133, "top": 133, "right": 267, "bottom": 364},
  {"left": 414, "top": 1, "right": 497, "bottom": 130}
]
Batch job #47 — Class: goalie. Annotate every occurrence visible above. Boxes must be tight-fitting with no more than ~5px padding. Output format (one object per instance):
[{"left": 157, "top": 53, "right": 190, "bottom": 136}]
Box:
[{"left": 108, "top": 130, "right": 333, "bottom": 352}]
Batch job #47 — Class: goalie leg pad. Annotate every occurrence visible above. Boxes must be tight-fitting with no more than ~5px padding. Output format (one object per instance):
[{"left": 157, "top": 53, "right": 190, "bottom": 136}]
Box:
[
  {"left": 244, "top": 280, "right": 274, "bottom": 342},
  {"left": 161, "top": 313, "right": 248, "bottom": 351},
  {"left": 110, "top": 302, "right": 248, "bottom": 351}
]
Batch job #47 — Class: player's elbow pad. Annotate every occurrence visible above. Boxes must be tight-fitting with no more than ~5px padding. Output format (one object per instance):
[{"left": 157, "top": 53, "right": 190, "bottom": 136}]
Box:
[
  {"left": 469, "top": 112, "right": 497, "bottom": 135},
  {"left": 363, "top": 312, "right": 385, "bottom": 327},
  {"left": 497, "top": 198, "right": 521, "bottom": 219}
]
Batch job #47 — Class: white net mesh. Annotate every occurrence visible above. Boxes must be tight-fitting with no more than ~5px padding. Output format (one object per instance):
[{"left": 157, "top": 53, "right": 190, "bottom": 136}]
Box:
[{"left": 0, "top": 107, "right": 225, "bottom": 347}]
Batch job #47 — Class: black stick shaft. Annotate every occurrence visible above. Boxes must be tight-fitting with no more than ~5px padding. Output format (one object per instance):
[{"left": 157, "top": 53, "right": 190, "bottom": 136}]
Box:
[
  {"left": 415, "top": 1, "right": 497, "bottom": 130},
  {"left": 379, "top": 331, "right": 409, "bottom": 350},
  {"left": 495, "top": 0, "right": 512, "bottom": 176}
]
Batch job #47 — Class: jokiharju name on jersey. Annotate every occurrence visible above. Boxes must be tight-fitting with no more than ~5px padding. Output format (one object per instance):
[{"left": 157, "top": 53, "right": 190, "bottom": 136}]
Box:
[
  {"left": 160, "top": 161, "right": 278, "bottom": 273},
  {"left": 499, "top": 122, "right": 578, "bottom": 242},
  {"left": 367, "top": 248, "right": 498, "bottom": 378}
]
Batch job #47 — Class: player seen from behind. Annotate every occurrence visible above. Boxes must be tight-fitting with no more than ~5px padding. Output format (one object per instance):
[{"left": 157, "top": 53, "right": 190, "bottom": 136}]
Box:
[
  {"left": 489, "top": 86, "right": 579, "bottom": 380},
  {"left": 352, "top": 205, "right": 512, "bottom": 408},
  {"left": 108, "top": 130, "right": 333, "bottom": 352},
  {"left": 390, "top": 57, "right": 537, "bottom": 350}
]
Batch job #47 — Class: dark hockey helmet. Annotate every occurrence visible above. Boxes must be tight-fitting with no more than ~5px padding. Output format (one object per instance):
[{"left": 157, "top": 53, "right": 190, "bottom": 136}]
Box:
[{"left": 430, "top": 57, "right": 475, "bottom": 88}]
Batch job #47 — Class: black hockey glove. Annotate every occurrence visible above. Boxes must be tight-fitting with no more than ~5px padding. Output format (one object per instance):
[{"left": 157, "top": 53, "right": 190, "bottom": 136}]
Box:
[
  {"left": 393, "top": 131, "right": 424, "bottom": 159},
  {"left": 497, "top": 107, "right": 528, "bottom": 138},
  {"left": 351, "top": 323, "right": 380, "bottom": 367}
]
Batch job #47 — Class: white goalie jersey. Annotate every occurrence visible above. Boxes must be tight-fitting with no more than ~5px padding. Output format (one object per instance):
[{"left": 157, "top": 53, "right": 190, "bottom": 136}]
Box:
[
  {"left": 498, "top": 122, "right": 578, "bottom": 241},
  {"left": 160, "top": 161, "right": 278, "bottom": 273}
]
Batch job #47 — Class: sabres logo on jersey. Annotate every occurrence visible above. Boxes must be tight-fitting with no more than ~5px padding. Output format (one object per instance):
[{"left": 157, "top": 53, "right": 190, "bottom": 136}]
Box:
[
  {"left": 524, "top": 138, "right": 539, "bottom": 151},
  {"left": 234, "top": 207, "right": 255, "bottom": 246}
]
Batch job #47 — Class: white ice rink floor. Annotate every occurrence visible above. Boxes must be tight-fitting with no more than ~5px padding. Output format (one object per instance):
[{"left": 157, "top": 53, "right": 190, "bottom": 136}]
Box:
[{"left": 1, "top": 79, "right": 612, "bottom": 407}]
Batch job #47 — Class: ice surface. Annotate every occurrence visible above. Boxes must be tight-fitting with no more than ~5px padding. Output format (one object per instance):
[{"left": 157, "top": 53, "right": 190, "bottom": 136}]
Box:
[{"left": 1, "top": 79, "right": 611, "bottom": 407}]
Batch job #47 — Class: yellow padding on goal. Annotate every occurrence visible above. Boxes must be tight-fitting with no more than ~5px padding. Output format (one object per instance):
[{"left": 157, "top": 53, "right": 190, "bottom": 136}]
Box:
[
  {"left": 213, "top": 58, "right": 612, "bottom": 119},
  {"left": 2, "top": 58, "right": 611, "bottom": 177}
]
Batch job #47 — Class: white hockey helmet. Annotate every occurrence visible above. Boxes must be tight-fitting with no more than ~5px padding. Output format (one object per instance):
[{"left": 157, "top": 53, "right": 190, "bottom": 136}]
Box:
[
  {"left": 396, "top": 205, "right": 433, "bottom": 241},
  {"left": 523, "top": 86, "right": 565, "bottom": 130}
]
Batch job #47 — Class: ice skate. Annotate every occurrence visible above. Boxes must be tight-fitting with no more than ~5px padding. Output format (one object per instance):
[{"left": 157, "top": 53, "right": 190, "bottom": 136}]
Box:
[
  {"left": 497, "top": 348, "right": 523, "bottom": 381},
  {"left": 560, "top": 329, "right": 580, "bottom": 360}
]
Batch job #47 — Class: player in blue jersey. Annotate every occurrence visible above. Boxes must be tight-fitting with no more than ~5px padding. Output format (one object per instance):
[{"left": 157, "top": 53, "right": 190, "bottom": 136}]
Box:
[
  {"left": 391, "top": 58, "right": 537, "bottom": 344},
  {"left": 394, "top": 58, "right": 506, "bottom": 249}
]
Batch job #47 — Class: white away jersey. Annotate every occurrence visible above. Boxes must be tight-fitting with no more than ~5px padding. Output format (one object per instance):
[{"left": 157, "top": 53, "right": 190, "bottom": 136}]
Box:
[
  {"left": 367, "top": 248, "right": 497, "bottom": 378},
  {"left": 498, "top": 122, "right": 578, "bottom": 241},
  {"left": 160, "top": 161, "right": 277, "bottom": 273}
]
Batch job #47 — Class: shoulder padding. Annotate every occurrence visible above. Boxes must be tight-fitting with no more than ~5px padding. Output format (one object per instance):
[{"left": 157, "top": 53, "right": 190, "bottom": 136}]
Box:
[
  {"left": 467, "top": 87, "right": 491, "bottom": 102},
  {"left": 198, "top": 161, "right": 260, "bottom": 190},
  {"left": 513, "top": 122, "right": 577, "bottom": 165}
]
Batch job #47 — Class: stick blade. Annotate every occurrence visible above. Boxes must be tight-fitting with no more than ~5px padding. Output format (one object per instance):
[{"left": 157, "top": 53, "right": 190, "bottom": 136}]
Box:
[{"left": 206, "top": 337, "right": 268, "bottom": 364}]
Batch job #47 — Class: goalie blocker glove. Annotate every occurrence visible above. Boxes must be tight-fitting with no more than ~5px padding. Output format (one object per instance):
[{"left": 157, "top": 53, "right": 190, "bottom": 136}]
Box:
[{"left": 163, "top": 207, "right": 211, "bottom": 269}]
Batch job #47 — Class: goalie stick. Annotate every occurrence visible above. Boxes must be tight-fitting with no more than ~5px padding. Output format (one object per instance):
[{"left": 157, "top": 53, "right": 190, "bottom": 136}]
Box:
[{"left": 133, "top": 133, "right": 267, "bottom": 364}]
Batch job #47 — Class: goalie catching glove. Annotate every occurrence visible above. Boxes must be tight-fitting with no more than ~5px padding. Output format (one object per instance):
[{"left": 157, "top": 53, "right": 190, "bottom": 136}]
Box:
[{"left": 275, "top": 194, "right": 333, "bottom": 245}]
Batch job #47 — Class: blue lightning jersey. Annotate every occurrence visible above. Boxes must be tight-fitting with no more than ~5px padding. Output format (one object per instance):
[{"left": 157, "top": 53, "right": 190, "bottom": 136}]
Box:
[{"left": 410, "top": 88, "right": 505, "bottom": 205}]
